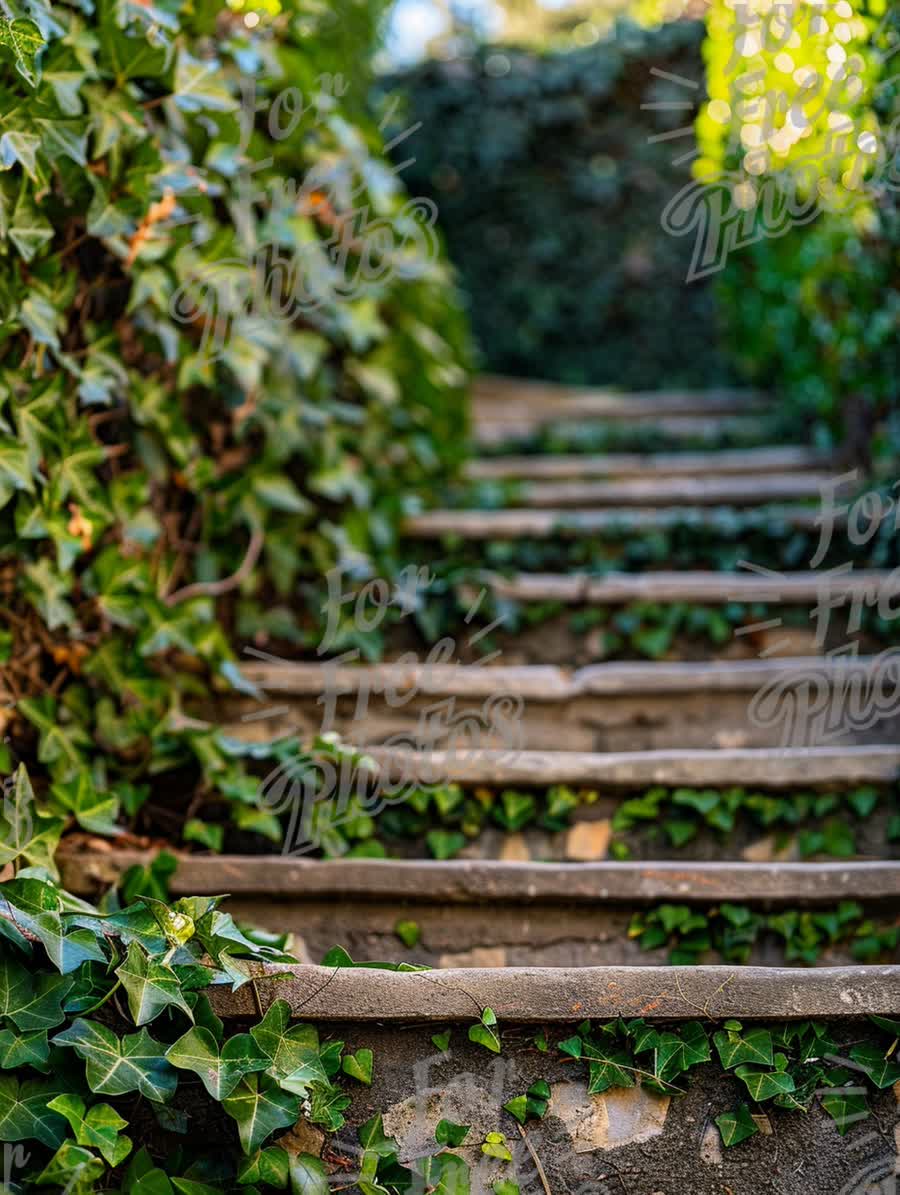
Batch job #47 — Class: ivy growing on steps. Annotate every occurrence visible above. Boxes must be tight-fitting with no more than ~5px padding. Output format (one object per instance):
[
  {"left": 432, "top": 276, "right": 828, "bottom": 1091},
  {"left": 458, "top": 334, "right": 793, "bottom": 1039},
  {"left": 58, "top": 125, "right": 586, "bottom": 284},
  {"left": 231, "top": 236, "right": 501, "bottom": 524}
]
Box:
[{"left": 630, "top": 899, "right": 899, "bottom": 965}]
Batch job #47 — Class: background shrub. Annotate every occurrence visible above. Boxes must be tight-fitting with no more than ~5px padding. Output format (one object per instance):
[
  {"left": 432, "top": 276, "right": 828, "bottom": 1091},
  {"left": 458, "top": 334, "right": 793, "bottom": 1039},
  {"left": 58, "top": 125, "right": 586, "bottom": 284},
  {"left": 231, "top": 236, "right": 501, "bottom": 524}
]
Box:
[{"left": 381, "top": 19, "right": 736, "bottom": 388}]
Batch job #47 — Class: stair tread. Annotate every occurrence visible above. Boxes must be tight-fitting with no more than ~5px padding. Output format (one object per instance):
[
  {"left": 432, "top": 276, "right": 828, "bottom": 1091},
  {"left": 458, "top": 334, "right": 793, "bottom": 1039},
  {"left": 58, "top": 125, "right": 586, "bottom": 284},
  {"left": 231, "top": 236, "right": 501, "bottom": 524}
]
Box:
[{"left": 207, "top": 961, "right": 900, "bottom": 1020}]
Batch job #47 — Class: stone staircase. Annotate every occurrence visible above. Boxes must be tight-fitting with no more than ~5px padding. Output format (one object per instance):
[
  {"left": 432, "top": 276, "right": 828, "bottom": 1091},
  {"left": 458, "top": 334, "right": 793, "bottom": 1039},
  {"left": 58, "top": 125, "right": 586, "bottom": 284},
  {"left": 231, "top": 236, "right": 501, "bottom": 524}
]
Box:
[{"left": 68, "top": 377, "right": 900, "bottom": 1191}]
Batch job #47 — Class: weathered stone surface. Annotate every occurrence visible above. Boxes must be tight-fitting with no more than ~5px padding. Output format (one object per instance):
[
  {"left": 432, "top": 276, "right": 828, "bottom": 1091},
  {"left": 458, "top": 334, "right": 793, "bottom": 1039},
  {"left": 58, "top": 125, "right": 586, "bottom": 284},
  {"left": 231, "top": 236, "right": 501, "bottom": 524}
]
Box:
[
  {"left": 565, "top": 820, "right": 612, "bottom": 861},
  {"left": 519, "top": 473, "right": 843, "bottom": 510},
  {"left": 700, "top": 1121, "right": 723, "bottom": 1166},
  {"left": 204, "top": 963, "right": 900, "bottom": 1022},
  {"left": 550, "top": 1080, "right": 669, "bottom": 1152},
  {"left": 275, "top": 1119, "right": 325, "bottom": 1158},
  {"left": 741, "top": 836, "right": 798, "bottom": 864},
  {"left": 498, "top": 834, "right": 530, "bottom": 862},
  {"left": 438, "top": 947, "right": 508, "bottom": 969},
  {"left": 466, "top": 446, "right": 831, "bottom": 482}
]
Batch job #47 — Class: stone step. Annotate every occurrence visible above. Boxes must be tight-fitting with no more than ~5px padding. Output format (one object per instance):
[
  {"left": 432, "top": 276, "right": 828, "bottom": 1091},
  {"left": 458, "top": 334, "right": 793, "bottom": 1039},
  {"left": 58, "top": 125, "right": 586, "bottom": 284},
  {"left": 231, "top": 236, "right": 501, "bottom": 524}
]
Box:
[
  {"left": 208, "top": 960, "right": 897, "bottom": 1019},
  {"left": 475, "top": 412, "right": 768, "bottom": 447},
  {"left": 466, "top": 446, "right": 832, "bottom": 481},
  {"left": 197, "top": 964, "right": 900, "bottom": 1195},
  {"left": 472, "top": 376, "right": 766, "bottom": 423},
  {"left": 404, "top": 504, "right": 824, "bottom": 539},
  {"left": 60, "top": 852, "right": 900, "bottom": 968},
  {"left": 221, "top": 656, "right": 900, "bottom": 752},
  {"left": 467, "top": 568, "right": 900, "bottom": 606},
  {"left": 509, "top": 474, "right": 840, "bottom": 509}
]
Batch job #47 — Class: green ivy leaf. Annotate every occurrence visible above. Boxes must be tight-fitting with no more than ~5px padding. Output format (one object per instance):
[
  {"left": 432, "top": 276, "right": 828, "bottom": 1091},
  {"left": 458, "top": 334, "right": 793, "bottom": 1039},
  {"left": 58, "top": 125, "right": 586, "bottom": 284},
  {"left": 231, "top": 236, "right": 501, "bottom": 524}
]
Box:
[
  {"left": 236, "top": 1146, "right": 290, "bottom": 1187},
  {"left": 713, "top": 1026, "right": 774, "bottom": 1069},
  {"left": 435, "top": 1119, "right": 470, "bottom": 1147},
  {"left": 0, "top": 1026, "right": 49, "bottom": 1070},
  {"left": 821, "top": 1087, "right": 869, "bottom": 1135},
  {"left": 342, "top": 1048, "right": 373, "bottom": 1085},
  {"left": 116, "top": 941, "right": 195, "bottom": 1026},
  {"left": 52, "top": 1019, "right": 178, "bottom": 1102},
  {"left": 467, "top": 1006, "right": 501, "bottom": 1054},
  {"left": 734, "top": 1063, "right": 796, "bottom": 1102},
  {"left": 46, "top": 1093, "right": 132, "bottom": 1166},
  {"left": 849, "top": 1041, "right": 900, "bottom": 1089},
  {"left": 0, "top": 955, "right": 72, "bottom": 1030},
  {"left": 165, "top": 1026, "right": 267, "bottom": 1099},
  {"left": 715, "top": 1104, "right": 759, "bottom": 1147},
  {"left": 431, "top": 1031, "right": 451, "bottom": 1052},
  {"left": 0, "top": 18, "right": 45, "bottom": 86},
  {"left": 222, "top": 1073, "right": 300, "bottom": 1154},
  {"left": 289, "top": 1153, "right": 330, "bottom": 1195},
  {"left": 0, "top": 1075, "right": 66, "bottom": 1146},
  {"left": 36, "top": 1140, "right": 105, "bottom": 1192},
  {"left": 248, "top": 1000, "right": 328, "bottom": 1094}
]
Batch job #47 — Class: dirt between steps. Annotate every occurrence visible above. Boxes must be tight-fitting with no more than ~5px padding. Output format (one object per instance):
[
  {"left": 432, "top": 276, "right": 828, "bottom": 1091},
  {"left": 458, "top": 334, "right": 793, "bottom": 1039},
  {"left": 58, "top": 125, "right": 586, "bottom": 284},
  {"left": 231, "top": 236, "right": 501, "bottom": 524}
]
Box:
[{"left": 312, "top": 1022, "right": 898, "bottom": 1195}]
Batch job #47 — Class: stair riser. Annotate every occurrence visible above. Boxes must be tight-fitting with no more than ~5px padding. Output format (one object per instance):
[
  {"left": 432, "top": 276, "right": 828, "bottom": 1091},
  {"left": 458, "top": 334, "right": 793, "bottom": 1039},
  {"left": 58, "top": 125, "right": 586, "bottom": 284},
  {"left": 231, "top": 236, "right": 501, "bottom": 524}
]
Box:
[
  {"left": 232, "top": 1019, "right": 896, "bottom": 1195},
  {"left": 207, "top": 894, "right": 898, "bottom": 969},
  {"left": 217, "top": 688, "right": 900, "bottom": 752}
]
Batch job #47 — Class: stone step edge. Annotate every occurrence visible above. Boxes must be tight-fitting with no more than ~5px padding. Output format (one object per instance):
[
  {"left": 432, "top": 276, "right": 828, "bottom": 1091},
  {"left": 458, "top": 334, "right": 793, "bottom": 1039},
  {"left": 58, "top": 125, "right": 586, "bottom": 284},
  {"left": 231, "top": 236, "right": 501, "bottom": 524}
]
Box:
[
  {"left": 59, "top": 853, "right": 900, "bottom": 904},
  {"left": 474, "top": 415, "right": 767, "bottom": 448},
  {"left": 462, "top": 568, "right": 900, "bottom": 604},
  {"left": 403, "top": 504, "right": 824, "bottom": 538},
  {"left": 472, "top": 377, "right": 767, "bottom": 417},
  {"left": 206, "top": 963, "right": 900, "bottom": 1021},
  {"left": 515, "top": 474, "right": 841, "bottom": 509},
  {"left": 342, "top": 745, "right": 900, "bottom": 787},
  {"left": 239, "top": 655, "right": 900, "bottom": 700},
  {"left": 466, "top": 447, "right": 832, "bottom": 480}
]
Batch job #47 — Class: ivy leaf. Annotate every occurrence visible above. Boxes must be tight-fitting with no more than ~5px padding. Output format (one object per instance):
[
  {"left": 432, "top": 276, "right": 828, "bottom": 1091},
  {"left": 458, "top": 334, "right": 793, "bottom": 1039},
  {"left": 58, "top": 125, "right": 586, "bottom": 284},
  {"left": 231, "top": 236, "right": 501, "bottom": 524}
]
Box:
[
  {"left": 248, "top": 1000, "right": 327, "bottom": 1093},
  {"left": 481, "top": 1131, "right": 512, "bottom": 1161},
  {"left": 236, "top": 1146, "right": 290, "bottom": 1187},
  {"left": 715, "top": 1104, "right": 759, "bottom": 1148},
  {"left": 734, "top": 1064, "right": 796, "bottom": 1102},
  {"left": 307, "top": 1081, "right": 351, "bottom": 1132},
  {"left": 222, "top": 1073, "right": 300, "bottom": 1154},
  {"left": 46, "top": 1093, "right": 132, "bottom": 1166},
  {"left": 52, "top": 1019, "right": 178, "bottom": 1102},
  {"left": 174, "top": 51, "right": 237, "bottom": 113},
  {"left": 0, "top": 1027, "right": 48, "bottom": 1070},
  {"left": 50, "top": 772, "right": 120, "bottom": 837},
  {"left": 0, "top": 18, "right": 45, "bottom": 86},
  {"left": 654, "top": 1022, "right": 711, "bottom": 1080},
  {"left": 0, "top": 765, "right": 65, "bottom": 872},
  {"left": 468, "top": 1007, "right": 501, "bottom": 1054},
  {"left": 342, "top": 1048, "right": 373, "bottom": 1085},
  {"left": 116, "top": 941, "right": 194, "bottom": 1026},
  {"left": 165, "top": 1026, "right": 267, "bottom": 1100},
  {"left": 557, "top": 1035, "right": 582, "bottom": 1059},
  {"left": 8, "top": 186, "right": 53, "bottom": 261},
  {"left": 435, "top": 1119, "right": 470, "bottom": 1147},
  {"left": 849, "top": 1042, "right": 900, "bottom": 1089},
  {"left": 821, "top": 1087, "right": 869, "bottom": 1134},
  {"left": 36, "top": 1140, "right": 105, "bottom": 1192},
  {"left": 0, "top": 1075, "right": 67, "bottom": 1146},
  {"left": 289, "top": 1153, "right": 330, "bottom": 1195},
  {"left": 0, "top": 955, "right": 72, "bottom": 1030},
  {"left": 714, "top": 1026, "right": 774, "bottom": 1070},
  {"left": 358, "top": 1113, "right": 398, "bottom": 1158},
  {"left": 431, "top": 1031, "right": 451, "bottom": 1052},
  {"left": 584, "top": 1040, "right": 635, "bottom": 1094},
  {"left": 416, "top": 1152, "right": 471, "bottom": 1194}
]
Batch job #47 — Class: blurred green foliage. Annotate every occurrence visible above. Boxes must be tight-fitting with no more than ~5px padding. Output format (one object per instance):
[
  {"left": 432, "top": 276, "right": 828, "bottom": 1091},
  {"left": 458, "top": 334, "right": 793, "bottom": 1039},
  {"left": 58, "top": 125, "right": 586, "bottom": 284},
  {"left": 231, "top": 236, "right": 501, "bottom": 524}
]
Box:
[
  {"left": 0, "top": 0, "right": 470, "bottom": 843},
  {"left": 381, "top": 19, "right": 736, "bottom": 388},
  {"left": 698, "top": 0, "right": 898, "bottom": 448}
]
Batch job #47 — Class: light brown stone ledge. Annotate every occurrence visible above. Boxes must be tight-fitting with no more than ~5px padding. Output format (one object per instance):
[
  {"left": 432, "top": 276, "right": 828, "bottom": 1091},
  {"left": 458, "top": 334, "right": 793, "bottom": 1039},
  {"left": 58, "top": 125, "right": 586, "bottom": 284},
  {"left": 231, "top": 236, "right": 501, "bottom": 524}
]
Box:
[{"left": 205, "top": 963, "right": 900, "bottom": 1021}]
